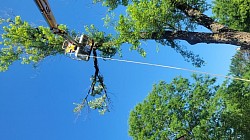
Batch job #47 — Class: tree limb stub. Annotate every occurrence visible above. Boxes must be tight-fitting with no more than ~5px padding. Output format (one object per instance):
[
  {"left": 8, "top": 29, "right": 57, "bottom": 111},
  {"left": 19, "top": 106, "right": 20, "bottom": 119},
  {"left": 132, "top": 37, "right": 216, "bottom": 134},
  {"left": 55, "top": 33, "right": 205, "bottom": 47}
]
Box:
[{"left": 140, "top": 31, "right": 250, "bottom": 49}]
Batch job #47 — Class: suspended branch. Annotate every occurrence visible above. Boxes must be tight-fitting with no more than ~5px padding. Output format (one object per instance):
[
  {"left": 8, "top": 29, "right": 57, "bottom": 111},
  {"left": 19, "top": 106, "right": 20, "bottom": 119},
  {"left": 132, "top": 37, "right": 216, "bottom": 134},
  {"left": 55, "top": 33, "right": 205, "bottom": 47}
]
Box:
[{"left": 34, "top": 0, "right": 110, "bottom": 114}]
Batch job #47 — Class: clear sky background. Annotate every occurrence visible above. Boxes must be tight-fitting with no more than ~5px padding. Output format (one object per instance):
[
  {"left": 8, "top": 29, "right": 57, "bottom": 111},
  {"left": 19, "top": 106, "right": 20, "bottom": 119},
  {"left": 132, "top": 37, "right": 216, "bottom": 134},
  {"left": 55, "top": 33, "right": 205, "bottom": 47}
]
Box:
[{"left": 0, "top": 0, "right": 237, "bottom": 140}]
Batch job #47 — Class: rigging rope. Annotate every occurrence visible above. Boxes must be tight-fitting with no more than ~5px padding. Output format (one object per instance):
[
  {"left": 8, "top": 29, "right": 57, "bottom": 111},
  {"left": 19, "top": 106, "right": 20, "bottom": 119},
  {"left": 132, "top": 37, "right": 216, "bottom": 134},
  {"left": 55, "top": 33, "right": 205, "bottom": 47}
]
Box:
[{"left": 87, "top": 55, "right": 250, "bottom": 82}]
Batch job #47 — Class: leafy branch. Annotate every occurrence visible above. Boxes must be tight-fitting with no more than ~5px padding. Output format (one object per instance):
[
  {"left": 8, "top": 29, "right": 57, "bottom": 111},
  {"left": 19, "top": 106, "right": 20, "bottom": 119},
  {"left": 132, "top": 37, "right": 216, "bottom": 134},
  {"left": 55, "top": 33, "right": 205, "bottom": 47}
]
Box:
[{"left": 73, "top": 47, "right": 111, "bottom": 115}]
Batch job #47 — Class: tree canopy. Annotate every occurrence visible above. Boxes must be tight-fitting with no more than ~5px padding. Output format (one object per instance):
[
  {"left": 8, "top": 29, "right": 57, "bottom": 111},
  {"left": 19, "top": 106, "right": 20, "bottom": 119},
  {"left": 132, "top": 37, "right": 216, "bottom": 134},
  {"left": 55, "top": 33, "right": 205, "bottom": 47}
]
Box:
[
  {"left": 129, "top": 75, "right": 223, "bottom": 139},
  {"left": 0, "top": 16, "right": 65, "bottom": 72},
  {"left": 129, "top": 50, "right": 250, "bottom": 139},
  {"left": 213, "top": 0, "right": 250, "bottom": 32},
  {"left": 217, "top": 51, "right": 250, "bottom": 138}
]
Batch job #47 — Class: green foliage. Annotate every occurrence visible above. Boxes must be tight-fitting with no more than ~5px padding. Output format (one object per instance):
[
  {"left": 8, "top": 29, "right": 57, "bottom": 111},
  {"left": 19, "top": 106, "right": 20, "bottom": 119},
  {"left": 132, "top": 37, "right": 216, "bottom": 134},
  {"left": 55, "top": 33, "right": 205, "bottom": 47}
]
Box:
[
  {"left": 213, "top": 0, "right": 250, "bottom": 32},
  {"left": 0, "top": 46, "right": 20, "bottom": 71},
  {"left": 88, "top": 94, "right": 109, "bottom": 115},
  {"left": 0, "top": 16, "right": 120, "bottom": 72},
  {"left": 129, "top": 75, "right": 224, "bottom": 139},
  {"left": 73, "top": 75, "right": 110, "bottom": 115},
  {"left": 84, "top": 25, "right": 119, "bottom": 57},
  {"left": 93, "top": 0, "right": 129, "bottom": 10},
  {"left": 0, "top": 16, "right": 64, "bottom": 72},
  {"left": 229, "top": 51, "right": 250, "bottom": 77},
  {"left": 216, "top": 51, "right": 250, "bottom": 138},
  {"left": 102, "top": 12, "right": 116, "bottom": 28},
  {"left": 129, "top": 51, "right": 250, "bottom": 139},
  {"left": 164, "top": 41, "right": 205, "bottom": 67},
  {"left": 116, "top": 0, "right": 209, "bottom": 36},
  {"left": 114, "top": 0, "right": 208, "bottom": 66},
  {"left": 218, "top": 80, "right": 250, "bottom": 139}
]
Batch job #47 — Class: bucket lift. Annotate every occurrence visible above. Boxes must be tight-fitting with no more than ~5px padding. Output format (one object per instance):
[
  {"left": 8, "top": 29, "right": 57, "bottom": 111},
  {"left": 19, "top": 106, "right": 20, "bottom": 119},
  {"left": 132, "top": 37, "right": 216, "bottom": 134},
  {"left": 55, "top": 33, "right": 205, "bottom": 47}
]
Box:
[{"left": 34, "top": 0, "right": 93, "bottom": 61}]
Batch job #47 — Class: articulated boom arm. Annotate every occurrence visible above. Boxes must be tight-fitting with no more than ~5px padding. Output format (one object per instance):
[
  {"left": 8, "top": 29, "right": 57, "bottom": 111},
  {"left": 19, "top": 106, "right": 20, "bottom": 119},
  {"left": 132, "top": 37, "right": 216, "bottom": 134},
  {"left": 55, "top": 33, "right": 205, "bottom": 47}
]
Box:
[
  {"left": 34, "top": 0, "right": 58, "bottom": 31},
  {"left": 34, "top": 0, "right": 93, "bottom": 61},
  {"left": 34, "top": 0, "right": 78, "bottom": 45}
]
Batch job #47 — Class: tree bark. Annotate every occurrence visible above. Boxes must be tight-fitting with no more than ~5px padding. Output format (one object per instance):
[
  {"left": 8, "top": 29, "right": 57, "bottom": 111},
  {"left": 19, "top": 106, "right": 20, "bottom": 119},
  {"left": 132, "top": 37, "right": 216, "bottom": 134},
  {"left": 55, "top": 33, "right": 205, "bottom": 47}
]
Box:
[
  {"left": 174, "top": 2, "right": 233, "bottom": 33},
  {"left": 135, "top": 1, "right": 250, "bottom": 49},
  {"left": 140, "top": 31, "right": 250, "bottom": 49}
]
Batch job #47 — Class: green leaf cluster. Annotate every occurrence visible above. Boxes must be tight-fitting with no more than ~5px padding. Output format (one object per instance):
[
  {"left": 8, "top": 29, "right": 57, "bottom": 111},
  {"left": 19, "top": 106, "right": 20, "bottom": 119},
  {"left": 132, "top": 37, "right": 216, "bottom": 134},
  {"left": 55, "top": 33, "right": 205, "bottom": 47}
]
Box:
[
  {"left": 114, "top": 0, "right": 207, "bottom": 65},
  {"left": 229, "top": 51, "right": 250, "bottom": 77},
  {"left": 73, "top": 75, "right": 110, "bottom": 115},
  {"left": 116, "top": 0, "right": 208, "bottom": 37},
  {"left": 213, "top": 0, "right": 250, "bottom": 32},
  {"left": 93, "top": 0, "right": 129, "bottom": 10},
  {"left": 129, "top": 75, "right": 223, "bottom": 139},
  {"left": 217, "top": 80, "right": 250, "bottom": 139},
  {"left": 216, "top": 51, "right": 250, "bottom": 138},
  {"left": 129, "top": 51, "right": 250, "bottom": 139},
  {"left": 0, "top": 16, "right": 64, "bottom": 71},
  {"left": 88, "top": 94, "right": 109, "bottom": 115},
  {"left": 85, "top": 25, "right": 119, "bottom": 57}
]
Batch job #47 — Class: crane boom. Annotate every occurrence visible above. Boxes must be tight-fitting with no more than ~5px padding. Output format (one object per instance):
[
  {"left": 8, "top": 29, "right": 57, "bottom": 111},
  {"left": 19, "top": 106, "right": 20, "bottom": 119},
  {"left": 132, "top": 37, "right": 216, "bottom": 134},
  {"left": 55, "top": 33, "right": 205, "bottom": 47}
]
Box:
[
  {"left": 34, "top": 0, "right": 93, "bottom": 61},
  {"left": 34, "top": 0, "right": 78, "bottom": 45},
  {"left": 34, "top": 0, "right": 58, "bottom": 30}
]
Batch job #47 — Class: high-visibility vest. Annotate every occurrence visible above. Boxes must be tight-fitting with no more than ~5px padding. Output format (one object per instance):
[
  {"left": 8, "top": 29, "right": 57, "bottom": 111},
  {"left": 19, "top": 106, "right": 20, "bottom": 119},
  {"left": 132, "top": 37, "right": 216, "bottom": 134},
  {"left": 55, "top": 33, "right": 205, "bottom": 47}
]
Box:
[{"left": 65, "top": 44, "right": 76, "bottom": 53}]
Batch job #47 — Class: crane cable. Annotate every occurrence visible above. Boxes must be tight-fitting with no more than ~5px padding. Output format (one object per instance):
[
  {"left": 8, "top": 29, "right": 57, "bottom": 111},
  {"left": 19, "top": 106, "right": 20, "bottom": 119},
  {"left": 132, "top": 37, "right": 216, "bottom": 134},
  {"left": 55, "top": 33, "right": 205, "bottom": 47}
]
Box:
[{"left": 86, "top": 55, "right": 250, "bottom": 82}]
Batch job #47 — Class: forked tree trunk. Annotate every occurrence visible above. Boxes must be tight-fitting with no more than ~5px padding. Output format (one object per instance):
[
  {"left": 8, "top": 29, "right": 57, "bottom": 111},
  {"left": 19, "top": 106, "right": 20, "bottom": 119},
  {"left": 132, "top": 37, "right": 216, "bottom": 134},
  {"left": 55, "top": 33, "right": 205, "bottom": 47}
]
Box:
[{"left": 146, "top": 1, "right": 250, "bottom": 50}]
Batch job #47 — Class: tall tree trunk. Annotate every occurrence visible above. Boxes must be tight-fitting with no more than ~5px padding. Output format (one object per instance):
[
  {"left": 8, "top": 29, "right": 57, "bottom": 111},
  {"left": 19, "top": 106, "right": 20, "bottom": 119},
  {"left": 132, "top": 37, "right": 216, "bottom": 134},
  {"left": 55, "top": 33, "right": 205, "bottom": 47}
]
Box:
[
  {"left": 167, "top": 1, "right": 250, "bottom": 50},
  {"left": 140, "top": 31, "right": 250, "bottom": 49}
]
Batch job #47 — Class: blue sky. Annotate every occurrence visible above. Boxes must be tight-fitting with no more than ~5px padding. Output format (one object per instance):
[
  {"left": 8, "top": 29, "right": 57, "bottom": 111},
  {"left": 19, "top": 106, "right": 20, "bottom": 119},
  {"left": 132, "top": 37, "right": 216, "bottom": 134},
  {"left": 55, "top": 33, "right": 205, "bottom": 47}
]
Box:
[{"left": 0, "top": 0, "right": 237, "bottom": 140}]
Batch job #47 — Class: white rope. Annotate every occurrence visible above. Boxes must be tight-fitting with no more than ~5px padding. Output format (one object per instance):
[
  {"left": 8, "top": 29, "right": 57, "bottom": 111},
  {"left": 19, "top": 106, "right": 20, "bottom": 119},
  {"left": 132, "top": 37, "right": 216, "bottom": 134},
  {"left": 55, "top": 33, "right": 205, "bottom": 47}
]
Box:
[{"left": 87, "top": 55, "right": 250, "bottom": 82}]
